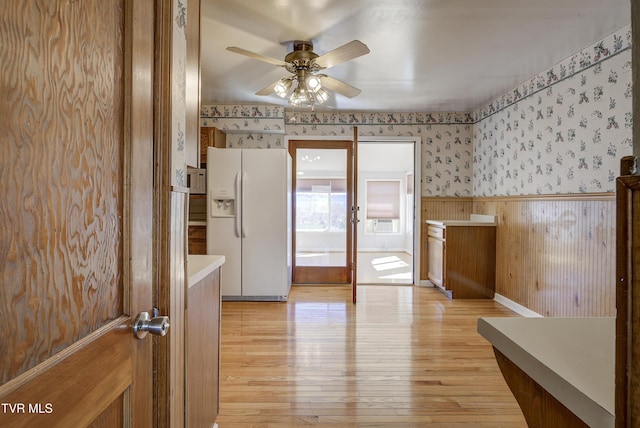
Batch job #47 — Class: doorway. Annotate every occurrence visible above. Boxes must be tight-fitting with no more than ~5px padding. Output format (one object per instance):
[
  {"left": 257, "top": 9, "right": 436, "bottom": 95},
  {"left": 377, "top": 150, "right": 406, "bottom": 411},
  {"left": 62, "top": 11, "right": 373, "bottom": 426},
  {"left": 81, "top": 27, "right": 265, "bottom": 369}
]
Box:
[
  {"left": 357, "top": 141, "right": 417, "bottom": 285},
  {"left": 288, "top": 136, "right": 420, "bottom": 286}
]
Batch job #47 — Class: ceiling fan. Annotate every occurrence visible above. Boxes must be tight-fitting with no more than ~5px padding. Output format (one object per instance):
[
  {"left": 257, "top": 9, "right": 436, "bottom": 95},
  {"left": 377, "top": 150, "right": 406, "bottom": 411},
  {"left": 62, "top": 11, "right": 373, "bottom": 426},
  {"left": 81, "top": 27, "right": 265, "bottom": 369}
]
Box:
[{"left": 226, "top": 40, "right": 370, "bottom": 108}]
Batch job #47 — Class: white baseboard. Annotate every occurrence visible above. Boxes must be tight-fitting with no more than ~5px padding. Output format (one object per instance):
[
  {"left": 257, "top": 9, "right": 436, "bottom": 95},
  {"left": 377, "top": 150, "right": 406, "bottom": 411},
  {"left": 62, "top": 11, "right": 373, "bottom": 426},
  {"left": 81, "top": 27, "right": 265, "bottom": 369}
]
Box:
[
  {"left": 493, "top": 293, "right": 543, "bottom": 318},
  {"left": 416, "top": 284, "right": 541, "bottom": 318}
]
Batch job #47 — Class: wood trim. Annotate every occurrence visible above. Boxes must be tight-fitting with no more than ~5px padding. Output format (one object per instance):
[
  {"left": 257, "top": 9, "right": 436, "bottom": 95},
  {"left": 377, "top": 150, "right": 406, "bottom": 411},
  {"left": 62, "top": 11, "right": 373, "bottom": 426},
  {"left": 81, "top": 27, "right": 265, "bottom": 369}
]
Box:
[
  {"left": 421, "top": 196, "right": 475, "bottom": 202},
  {"left": 352, "top": 127, "right": 358, "bottom": 303},
  {"left": 124, "top": 0, "right": 155, "bottom": 425},
  {"left": 615, "top": 173, "right": 640, "bottom": 428},
  {"left": 633, "top": 0, "right": 640, "bottom": 162},
  {"left": 153, "top": 1, "right": 187, "bottom": 427},
  {"left": 293, "top": 266, "right": 350, "bottom": 284},
  {"left": 422, "top": 193, "right": 615, "bottom": 202},
  {"left": 628, "top": 1, "right": 640, "bottom": 424}
]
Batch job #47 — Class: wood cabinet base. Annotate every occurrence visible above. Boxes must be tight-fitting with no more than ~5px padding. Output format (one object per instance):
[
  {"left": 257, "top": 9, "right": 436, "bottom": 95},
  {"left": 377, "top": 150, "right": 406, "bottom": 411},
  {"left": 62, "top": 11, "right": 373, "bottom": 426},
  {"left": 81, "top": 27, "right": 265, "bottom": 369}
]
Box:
[
  {"left": 493, "top": 348, "right": 588, "bottom": 428},
  {"left": 427, "top": 224, "right": 496, "bottom": 299},
  {"left": 187, "top": 268, "right": 221, "bottom": 426}
]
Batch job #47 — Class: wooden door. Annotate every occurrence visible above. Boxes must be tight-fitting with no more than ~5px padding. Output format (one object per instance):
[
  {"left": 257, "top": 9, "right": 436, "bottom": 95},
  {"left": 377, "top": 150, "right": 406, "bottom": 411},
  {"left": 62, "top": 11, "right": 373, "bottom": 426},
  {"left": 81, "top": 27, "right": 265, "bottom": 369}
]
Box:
[
  {"left": 0, "top": 1, "right": 155, "bottom": 426},
  {"left": 290, "top": 140, "right": 354, "bottom": 284}
]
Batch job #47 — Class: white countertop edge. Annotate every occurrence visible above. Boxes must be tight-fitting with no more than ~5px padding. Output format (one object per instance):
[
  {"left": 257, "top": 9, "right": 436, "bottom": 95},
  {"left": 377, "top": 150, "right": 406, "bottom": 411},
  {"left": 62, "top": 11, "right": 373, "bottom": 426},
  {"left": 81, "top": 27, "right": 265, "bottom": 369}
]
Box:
[
  {"left": 477, "top": 317, "right": 614, "bottom": 428},
  {"left": 426, "top": 220, "right": 497, "bottom": 226},
  {"left": 187, "top": 254, "right": 225, "bottom": 288}
]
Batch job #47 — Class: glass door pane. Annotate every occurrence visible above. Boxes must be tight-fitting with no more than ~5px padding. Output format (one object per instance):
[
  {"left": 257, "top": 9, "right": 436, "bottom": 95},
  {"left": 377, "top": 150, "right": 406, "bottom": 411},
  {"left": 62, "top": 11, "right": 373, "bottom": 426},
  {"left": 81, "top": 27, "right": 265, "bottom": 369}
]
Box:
[{"left": 291, "top": 141, "right": 352, "bottom": 284}]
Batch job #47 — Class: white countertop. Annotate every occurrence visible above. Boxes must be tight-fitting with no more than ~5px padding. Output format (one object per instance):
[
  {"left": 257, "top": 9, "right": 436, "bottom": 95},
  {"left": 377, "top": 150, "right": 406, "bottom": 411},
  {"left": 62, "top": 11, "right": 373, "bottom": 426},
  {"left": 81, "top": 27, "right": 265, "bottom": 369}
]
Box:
[
  {"left": 426, "top": 214, "right": 497, "bottom": 227},
  {"left": 477, "top": 317, "right": 614, "bottom": 428},
  {"left": 187, "top": 254, "right": 225, "bottom": 288},
  {"left": 426, "top": 219, "right": 497, "bottom": 226}
]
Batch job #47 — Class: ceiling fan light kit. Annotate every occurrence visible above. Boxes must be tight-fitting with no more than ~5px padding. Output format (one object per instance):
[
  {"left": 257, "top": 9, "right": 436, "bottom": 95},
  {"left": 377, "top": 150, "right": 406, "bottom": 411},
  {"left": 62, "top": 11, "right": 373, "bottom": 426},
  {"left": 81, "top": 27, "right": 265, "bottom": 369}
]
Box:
[{"left": 226, "top": 40, "right": 370, "bottom": 108}]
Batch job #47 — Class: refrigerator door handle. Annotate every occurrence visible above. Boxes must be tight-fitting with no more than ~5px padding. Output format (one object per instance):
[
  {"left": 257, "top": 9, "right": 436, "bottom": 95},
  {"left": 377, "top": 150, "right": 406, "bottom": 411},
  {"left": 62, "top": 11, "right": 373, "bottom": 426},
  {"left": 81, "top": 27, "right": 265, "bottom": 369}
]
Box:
[
  {"left": 241, "top": 171, "right": 248, "bottom": 238},
  {"left": 234, "top": 172, "right": 241, "bottom": 238}
]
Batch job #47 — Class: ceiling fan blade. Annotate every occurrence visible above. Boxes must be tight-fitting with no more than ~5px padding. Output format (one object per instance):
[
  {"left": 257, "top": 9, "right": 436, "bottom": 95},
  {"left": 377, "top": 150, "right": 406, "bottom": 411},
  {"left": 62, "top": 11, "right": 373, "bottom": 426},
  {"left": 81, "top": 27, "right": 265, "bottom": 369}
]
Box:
[
  {"left": 319, "top": 75, "right": 361, "bottom": 98},
  {"left": 313, "top": 40, "right": 370, "bottom": 69},
  {"left": 226, "top": 46, "right": 288, "bottom": 67},
  {"left": 255, "top": 79, "right": 280, "bottom": 96}
]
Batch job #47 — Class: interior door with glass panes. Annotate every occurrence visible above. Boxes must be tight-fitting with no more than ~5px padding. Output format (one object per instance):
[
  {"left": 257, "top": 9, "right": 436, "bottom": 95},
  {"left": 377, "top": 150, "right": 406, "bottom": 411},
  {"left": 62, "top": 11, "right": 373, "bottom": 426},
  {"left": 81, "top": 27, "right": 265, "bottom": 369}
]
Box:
[{"left": 290, "top": 140, "right": 353, "bottom": 284}]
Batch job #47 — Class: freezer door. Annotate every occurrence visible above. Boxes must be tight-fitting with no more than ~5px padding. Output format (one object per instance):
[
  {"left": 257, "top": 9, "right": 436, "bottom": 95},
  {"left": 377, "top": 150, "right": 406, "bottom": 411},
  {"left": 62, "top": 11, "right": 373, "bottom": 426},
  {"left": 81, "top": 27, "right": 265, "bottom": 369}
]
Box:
[
  {"left": 241, "top": 149, "right": 290, "bottom": 298},
  {"left": 207, "top": 148, "right": 242, "bottom": 297}
]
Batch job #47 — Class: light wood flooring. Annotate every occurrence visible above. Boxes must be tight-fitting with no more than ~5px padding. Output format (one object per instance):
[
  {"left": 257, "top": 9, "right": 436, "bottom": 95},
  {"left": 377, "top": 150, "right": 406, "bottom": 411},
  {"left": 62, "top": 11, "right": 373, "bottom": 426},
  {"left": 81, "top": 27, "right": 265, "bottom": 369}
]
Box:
[{"left": 218, "top": 285, "right": 526, "bottom": 427}]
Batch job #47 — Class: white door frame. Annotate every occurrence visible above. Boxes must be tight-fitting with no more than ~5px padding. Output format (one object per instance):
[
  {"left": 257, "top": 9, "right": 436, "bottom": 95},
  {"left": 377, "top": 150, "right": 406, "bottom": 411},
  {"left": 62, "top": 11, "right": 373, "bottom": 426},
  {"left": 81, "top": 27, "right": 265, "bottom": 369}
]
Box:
[{"left": 357, "top": 136, "right": 421, "bottom": 286}]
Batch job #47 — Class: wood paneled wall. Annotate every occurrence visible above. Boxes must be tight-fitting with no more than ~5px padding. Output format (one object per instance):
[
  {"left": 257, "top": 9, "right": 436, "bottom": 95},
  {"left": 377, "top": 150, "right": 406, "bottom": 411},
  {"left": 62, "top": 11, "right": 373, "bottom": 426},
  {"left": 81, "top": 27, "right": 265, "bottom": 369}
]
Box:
[{"left": 421, "top": 195, "right": 616, "bottom": 317}]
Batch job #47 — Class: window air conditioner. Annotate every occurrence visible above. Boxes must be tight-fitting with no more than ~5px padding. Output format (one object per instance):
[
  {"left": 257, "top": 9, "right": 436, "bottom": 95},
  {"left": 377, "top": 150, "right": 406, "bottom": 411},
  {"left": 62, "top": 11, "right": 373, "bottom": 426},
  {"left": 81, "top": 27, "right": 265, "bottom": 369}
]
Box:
[{"left": 374, "top": 219, "right": 393, "bottom": 233}]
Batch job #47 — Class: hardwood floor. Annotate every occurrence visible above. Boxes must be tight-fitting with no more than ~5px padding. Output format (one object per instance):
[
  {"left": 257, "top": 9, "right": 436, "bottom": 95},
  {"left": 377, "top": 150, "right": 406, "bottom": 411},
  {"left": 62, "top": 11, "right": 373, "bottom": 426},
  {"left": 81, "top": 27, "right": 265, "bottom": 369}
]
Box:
[
  {"left": 218, "top": 285, "right": 527, "bottom": 427},
  {"left": 296, "top": 251, "right": 414, "bottom": 285}
]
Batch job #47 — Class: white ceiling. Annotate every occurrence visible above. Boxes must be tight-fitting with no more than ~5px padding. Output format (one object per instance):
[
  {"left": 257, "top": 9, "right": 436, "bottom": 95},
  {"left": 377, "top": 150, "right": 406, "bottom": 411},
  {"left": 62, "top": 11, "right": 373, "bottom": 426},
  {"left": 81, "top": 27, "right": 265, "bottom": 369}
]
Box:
[{"left": 200, "top": 0, "right": 631, "bottom": 113}]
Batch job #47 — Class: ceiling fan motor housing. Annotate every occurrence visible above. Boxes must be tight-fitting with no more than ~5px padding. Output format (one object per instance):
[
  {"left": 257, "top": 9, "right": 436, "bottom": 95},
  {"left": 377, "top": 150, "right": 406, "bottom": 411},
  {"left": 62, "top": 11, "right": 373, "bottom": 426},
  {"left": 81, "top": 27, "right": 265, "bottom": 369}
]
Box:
[{"left": 285, "top": 40, "right": 320, "bottom": 72}]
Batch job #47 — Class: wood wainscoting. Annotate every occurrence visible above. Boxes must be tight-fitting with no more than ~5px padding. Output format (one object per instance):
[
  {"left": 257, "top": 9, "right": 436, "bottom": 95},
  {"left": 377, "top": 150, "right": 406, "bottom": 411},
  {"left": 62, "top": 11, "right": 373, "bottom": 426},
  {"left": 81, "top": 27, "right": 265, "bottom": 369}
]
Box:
[{"left": 421, "top": 194, "right": 615, "bottom": 317}]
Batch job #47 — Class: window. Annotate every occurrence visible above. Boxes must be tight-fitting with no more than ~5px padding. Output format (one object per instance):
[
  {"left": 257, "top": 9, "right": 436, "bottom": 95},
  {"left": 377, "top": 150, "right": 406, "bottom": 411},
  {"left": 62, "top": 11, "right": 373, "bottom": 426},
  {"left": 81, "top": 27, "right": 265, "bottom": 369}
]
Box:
[
  {"left": 365, "top": 180, "right": 401, "bottom": 233},
  {"left": 296, "top": 178, "right": 347, "bottom": 231}
]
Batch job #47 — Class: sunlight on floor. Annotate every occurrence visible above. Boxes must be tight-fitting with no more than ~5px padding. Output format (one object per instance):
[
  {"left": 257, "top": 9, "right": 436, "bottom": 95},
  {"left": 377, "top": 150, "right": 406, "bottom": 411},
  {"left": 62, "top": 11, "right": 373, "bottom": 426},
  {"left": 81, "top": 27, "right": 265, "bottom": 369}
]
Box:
[
  {"left": 360, "top": 252, "right": 412, "bottom": 284},
  {"left": 370, "top": 256, "right": 409, "bottom": 271},
  {"left": 295, "top": 251, "right": 413, "bottom": 284}
]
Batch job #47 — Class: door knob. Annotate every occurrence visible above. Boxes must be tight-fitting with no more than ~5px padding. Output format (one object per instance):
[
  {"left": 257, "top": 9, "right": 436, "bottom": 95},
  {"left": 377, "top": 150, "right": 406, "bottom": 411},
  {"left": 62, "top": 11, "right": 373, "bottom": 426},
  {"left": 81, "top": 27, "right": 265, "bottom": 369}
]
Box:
[{"left": 133, "top": 311, "right": 171, "bottom": 339}]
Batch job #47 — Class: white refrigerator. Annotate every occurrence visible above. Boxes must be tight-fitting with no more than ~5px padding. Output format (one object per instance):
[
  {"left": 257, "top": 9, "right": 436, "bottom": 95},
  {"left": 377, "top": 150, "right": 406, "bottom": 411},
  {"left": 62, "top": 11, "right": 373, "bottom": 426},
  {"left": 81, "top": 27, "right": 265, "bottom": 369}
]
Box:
[{"left": 206, "top": 147, "right": 292, "bottom": 300}]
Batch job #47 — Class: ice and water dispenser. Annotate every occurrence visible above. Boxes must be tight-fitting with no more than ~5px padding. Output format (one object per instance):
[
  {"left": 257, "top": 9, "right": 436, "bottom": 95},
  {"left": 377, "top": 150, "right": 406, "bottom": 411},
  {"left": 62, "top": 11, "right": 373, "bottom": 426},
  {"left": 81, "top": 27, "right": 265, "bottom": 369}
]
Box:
[{"left": 210, "top": 188, "right": 235, "bottom": 217}]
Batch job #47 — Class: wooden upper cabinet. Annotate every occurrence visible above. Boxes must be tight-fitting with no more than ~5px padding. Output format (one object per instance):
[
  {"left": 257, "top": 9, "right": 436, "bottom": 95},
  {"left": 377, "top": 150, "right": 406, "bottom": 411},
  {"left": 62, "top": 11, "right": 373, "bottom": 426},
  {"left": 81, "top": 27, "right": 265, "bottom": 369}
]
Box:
[{"left": 200, "top": 127, "right": 226, "bottom": 167}]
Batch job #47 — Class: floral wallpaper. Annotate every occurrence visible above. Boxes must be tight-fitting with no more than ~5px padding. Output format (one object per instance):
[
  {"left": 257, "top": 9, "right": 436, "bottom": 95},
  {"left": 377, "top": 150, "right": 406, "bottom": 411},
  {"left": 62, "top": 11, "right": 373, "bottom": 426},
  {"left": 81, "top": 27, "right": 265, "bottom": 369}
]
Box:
[
  {"left": 200, "top": 104, "right": 286, "bottom": 149},
  {"left": 473, "top": 25, "right": 632, "bottom": 196},
  {"left": 200, "top": 25, "right": 632, "bottom": 198},
  {"left": 171, "top": 0, "right": 187, "bottom": 187},
  {"left": 200, "top": 107, "right": 475, "bottom": 197},
  {"left": 285, "top": 112, "right": 475, "bottom": 197}
]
